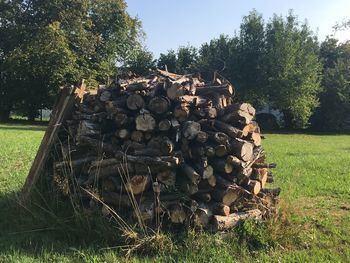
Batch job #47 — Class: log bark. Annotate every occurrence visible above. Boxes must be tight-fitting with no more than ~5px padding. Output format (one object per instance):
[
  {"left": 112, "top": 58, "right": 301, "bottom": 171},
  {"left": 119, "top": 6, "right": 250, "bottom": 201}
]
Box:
[
  {"left": 212, "top": 209, "right": 262, "bottom": 231},
  {"left": 214, "top": 120, "right": 243, "bottom": 139},
  {"left": 228, "top": 139, "right": 254, "bottom": 162},
  {"left": 182, "top": 121, "right": 201, "bottom": 140}
]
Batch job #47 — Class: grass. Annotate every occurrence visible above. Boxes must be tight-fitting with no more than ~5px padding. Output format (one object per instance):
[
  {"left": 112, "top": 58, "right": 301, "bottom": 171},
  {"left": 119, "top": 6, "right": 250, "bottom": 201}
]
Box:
[{"left": 0, "top": 123, "right": 350, "bottom": 262}]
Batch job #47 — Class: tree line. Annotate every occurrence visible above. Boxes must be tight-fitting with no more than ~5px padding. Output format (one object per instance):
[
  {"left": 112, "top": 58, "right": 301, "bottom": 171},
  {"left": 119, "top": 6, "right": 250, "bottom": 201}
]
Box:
[
  {"left": 1, "top": 3, "right": 349, "bottom": 131},
  {"left": 155, "top": 11, "right": 350, "bottom": 130}
]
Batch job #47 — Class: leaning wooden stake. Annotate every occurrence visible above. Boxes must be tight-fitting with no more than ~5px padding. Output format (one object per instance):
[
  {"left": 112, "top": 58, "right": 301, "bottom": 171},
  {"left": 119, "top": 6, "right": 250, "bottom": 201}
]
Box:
[{"left": 22, "top": 82, "right": 81, "bottom": 200}]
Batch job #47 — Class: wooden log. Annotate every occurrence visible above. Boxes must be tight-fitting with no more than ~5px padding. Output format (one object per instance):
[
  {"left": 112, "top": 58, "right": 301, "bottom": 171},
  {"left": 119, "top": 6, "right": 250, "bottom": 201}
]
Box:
[
  {"left": 245, "top": 180, "right": 261, "bottom": 195},
  {"left": 211, "top": 202, "right": 230, "bottom": 216},
  {"left": 212, "top": 159, "right": 233, "bottom": 174},
  {"left": 157, "top": 170, "right": 176, "bottom": 186},
  {"left": 135, "top": 113, "right": 156, "bottom": 132},
  {"left": 178, "top": 95, "right": 208, "bottom": 106},
  {"left": 208, "top": 131, "right": 229, "bottom": 145},
  {"left": 211, "top": 93, "right": 226, "bottom": 117},
  {"left": 167, "top": 82, "right": 188, "bottom": 100},
  {"left": 196, "top": 131, "right": 208, "bottom": 144},
  {"left": 212, "top": 184, "right": 242, "bottom": 206},
  {"left": 174, "top": 103, "right": 190, "bottom": 122},
  {"left": 196, "top": 83, "right": 234, "bottom": 97},
  {"left": 168, "top": 203, "right": 187, "bottom": 224},
  {"left": 193, "top": 206, "right": 212, "bottom": 227},
  {"left": 194, "top": 164, "right": 214, "bottom": 179},
  {"left": 180, "top": 164, "right": 201, "bottom": 184},
  {"left": 116, "top": 129, "right": 130, "bottom": 140},
  {"left": 178, "top": 176, "right": 199, "bottom": 195},
  {"left": 134, "top": 201, "right": 154, "bottom": 221},
  {"left": 215, "top": 144, "right": 228, "bottom": 157},
  {"left": 226, "top": 155, "right": 243, "bottom": 168},
  {"left": 158, "top": 119, "right": 172, "bottom": 131},
  {"left": 228, "top": 139, "right": 254, "bottom": 162},
  {"left": 214, "top": 120, "right": 243, "bottom": 139},
  {"left": 130, "top": 130, "right": 144, "bottom": 142},
  {"left": 212, "top": 209, "right": 262, "bottom": 231},
  {"left": 126, "top": 94, "right": 145, "bottom": 110},
  {"left": 182, "top": 121, "right": 201, "bottom": 140},
  {"left": 221, "top": 103, "right": 256, "bottom": 125},
  {"left": 148, "top": 96, "right": 170, "bottom": 114},
  {"left": 124, "top": 175, "right": 150, "bottom": 195},
  {"left": 246, "top": 132, "right": 262, "bottom": 146},
  {"left": 193, "top": 193, "right": 211, "bottom": 202},
  {"left": 54, "top": 156, "right": 97, "bottom": 170}
]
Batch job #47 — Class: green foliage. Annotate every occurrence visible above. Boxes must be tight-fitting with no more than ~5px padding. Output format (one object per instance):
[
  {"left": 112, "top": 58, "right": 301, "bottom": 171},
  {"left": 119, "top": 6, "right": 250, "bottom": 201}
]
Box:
[
  {"left": 264, "top": 12, "right": 321, "bottom": 128},
  {"left": 157, "top": 46, "right": 198, "bottom": 74},
  {"left": 0, "top": 0, "right": 142, "bottom": 120},
  {"left": 157, "top": 49, "right": 177, "bottom": 72},
  {"left": 125, "top": 47, "right": 155, "bottom": 76},
  {"left": 311, "top": 39, "right": 350, "bottom": 131}
]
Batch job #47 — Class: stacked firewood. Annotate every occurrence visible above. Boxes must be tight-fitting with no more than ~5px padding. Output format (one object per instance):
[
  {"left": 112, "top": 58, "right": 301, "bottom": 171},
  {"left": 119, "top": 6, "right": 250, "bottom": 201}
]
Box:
[{"left": 52, "top": 69, "right": 280, "bottom": 231}]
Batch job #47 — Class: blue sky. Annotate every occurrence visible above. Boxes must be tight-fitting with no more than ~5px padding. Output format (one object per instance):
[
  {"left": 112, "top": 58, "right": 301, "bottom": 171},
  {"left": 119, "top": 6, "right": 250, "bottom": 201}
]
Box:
[{"left": 126, "top": 0, "right": 350, "bottom": 57}]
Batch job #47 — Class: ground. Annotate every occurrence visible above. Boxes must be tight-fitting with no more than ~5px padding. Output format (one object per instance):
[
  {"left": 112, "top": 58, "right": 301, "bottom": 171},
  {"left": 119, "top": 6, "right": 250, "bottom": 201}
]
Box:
[{"left": 0, "top": 123, "right": 349, "bottom": 262}]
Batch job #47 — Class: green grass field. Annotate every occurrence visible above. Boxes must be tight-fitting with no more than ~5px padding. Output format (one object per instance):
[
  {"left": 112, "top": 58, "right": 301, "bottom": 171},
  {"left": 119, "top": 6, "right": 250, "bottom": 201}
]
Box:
[{"left": 0, "top": 123, "right": 350, "bottom": 262}]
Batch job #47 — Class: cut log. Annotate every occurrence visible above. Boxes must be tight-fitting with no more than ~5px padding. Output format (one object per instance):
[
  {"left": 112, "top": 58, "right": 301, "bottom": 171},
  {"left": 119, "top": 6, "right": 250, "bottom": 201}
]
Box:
[
  {"left": 182, "top": 121, "right": 201, "bottom": 140},
  {"left": 212, "top": 159, "right": 233, "bottom": 174},
  {"left": 174, "top": 104, "right": 190, "bottom": 122},
  {"left": 221, "top": 103, "right": 256, "bottom": 125},
  {"left": 180, "top": 164, "right": 201, "bottom": 184},
  {"left": 125, "top": 175, "right": 151, "bottom": 195},
  {"left": 130, "top": 130, "right": 144, "bottom": 142},
  {"left": 246, "top": 180, "right": 261, "bottom": 195},
  {"left": 148, "top": 96, "right": 170, "bottom": 114},
  {"left": 212, "top": 185, "right": 242, "bottom": 206},
  {"left": 168, "top": 203, "right": 187, "bottom": 224},
  {"left": 116, "top": 129, "right": 130, "bottom": 140},
  {"left": 196, "top": 131, "right": 208, "bottom": 144},
  {"left": 193, "top": 193, "right": 211, "bottom": 202},
  {"left": 214, "top": 120, "right": 243, "bottom": 139},
  {"left": 228, "top": 139, "right": 254, "bottom": 162},
  {"left": 157, "top": 170, "right": 176, "bottom": 186},
  {"left": 126, "top": 94, "right": 145, "bottom": 110},
  {"left": 211, "top": 202, "right": 230, "bottom": 216},
  {"left": 212, "top": 209, "right": 262, "bottom": 231},
  {"left": 196, "top": 83, "right": 234, "bottom": 97},
  {"left": 135, "top": 113, "right": 156, "bottom": 132},
  {"left": 215, "top": 144, "right": 228, "bottom": 157},
  {"left": 158, "top": 119, "right": 172, "bottom": 131}
]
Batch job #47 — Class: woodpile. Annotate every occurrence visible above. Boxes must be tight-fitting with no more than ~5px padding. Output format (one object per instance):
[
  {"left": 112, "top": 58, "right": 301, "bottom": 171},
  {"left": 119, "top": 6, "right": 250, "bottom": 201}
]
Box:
[{"left": 51, "top": 69, "right": 280, "bottom": 231}]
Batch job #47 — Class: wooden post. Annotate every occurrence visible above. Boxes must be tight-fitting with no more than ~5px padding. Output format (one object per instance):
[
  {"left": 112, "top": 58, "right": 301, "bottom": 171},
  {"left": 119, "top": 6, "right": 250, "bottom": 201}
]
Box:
[{"left": 22, "top": 83, "right": 80, "bottom": 200}]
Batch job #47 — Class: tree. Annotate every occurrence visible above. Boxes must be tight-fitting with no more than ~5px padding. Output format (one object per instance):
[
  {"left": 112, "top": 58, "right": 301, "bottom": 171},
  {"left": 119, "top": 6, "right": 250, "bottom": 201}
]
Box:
[
  {"left": 311, "top": 39, "right": 350, "bottom": 130},
  {"left": 264, "top": 12, "right": 321, "bottom": 128},
  {"left": 124, "top": 47, "right": 155, "bottom": 76},
  {"left": 195, "top": 34, "right": 238, "bottom": 80},
  {"left": 157, "top": 50, "right": 177, "bottom": 72},
  {"left": 0, "top": 0, "right": 142, "bottom": 121},
  {"left": 234, "top": 10, "right": 267, "bottom": 106},
  {"left": 176, "top": 46, "right": 197, "bottom": 74}
]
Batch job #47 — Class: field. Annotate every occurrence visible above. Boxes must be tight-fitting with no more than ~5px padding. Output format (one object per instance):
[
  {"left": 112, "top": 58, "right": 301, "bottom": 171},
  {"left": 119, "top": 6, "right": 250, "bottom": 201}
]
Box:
[{"left": 0, "top": 123, "right": 350, "bottom": 262}]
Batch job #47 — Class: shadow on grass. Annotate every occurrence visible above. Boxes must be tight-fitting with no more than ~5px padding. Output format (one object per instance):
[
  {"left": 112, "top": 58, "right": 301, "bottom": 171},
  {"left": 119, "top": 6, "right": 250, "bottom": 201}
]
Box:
[{"left": 0, "top": 189, "right": 111, "bottom": 259}]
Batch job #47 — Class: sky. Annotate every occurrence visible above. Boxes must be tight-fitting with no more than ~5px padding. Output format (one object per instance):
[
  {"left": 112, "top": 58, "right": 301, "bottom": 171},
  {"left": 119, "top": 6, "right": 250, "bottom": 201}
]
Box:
[{"left": 125, "top": 0, "right": 350, "bottom": 57}]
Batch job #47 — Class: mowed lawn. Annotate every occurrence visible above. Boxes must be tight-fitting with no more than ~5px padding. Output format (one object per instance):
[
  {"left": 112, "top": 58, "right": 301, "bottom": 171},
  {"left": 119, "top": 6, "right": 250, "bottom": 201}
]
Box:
[{"left": 0, "top": 123, "right": 350, "bottom": 262}]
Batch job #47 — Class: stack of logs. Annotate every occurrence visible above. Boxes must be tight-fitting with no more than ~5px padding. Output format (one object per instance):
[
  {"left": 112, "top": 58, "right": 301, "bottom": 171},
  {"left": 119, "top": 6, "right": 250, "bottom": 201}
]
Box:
[{"left": 53, "top": 69, "right": 280, "bottom": 231}]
